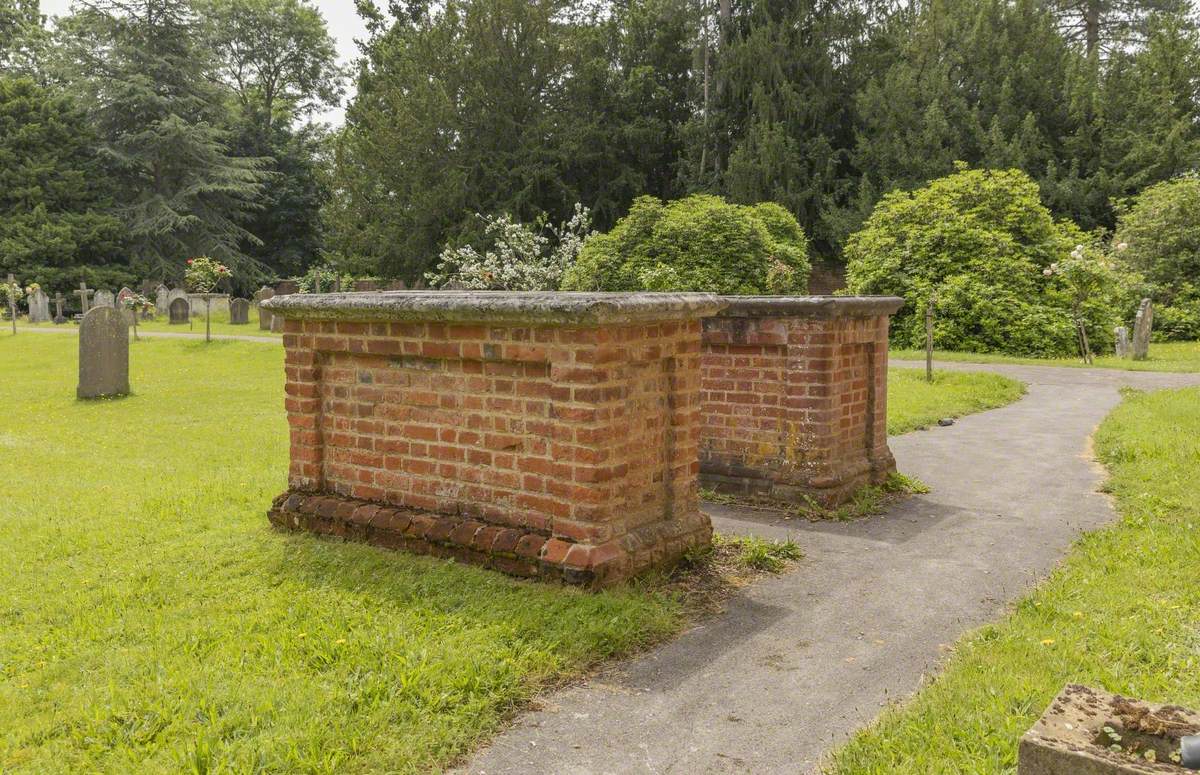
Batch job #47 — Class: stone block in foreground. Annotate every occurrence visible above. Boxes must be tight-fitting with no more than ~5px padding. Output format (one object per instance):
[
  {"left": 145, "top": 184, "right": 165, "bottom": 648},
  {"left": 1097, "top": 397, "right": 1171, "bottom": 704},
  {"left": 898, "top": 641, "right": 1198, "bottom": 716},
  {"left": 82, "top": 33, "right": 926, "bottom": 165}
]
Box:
[
  {"left": 261, "top": 291, "right": 724, "bottom": 587},
  {"left": 1019, "top": 684, "right": 1200, "bottom": 774},
  {"left": 700, "top": 296, "right": 904, "bottom": 506}
]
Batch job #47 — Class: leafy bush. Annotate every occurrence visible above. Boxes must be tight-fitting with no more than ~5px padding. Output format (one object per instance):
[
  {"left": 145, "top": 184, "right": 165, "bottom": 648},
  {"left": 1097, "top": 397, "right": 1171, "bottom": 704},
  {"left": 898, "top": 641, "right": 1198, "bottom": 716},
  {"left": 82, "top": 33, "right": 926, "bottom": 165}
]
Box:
[
  {"left": 561, "top": 195, "right": 810, "bottom": 294},
  {"left": 845, "top": 166, "right": 1126, "bottom": 357},
  {"left": 1113, "top": 175, "right": 1200, "bottom": 341},
  {"left": 426, "top": 205, "right": 593, "bottom": 291}
]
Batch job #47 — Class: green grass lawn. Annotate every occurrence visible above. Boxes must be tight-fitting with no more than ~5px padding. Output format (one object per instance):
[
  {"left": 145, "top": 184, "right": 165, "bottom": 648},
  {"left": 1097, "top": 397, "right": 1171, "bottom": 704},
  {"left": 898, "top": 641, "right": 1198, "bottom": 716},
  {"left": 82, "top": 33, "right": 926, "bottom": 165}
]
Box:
[
  {"left": 826, "top": 386, "right": 1200, "bottom": 774},
  {"left": 886, "top": 368, "right": 1026, "bottom": 435},
  {"left": 892, "top": 341, "right": 1200, "bottom": 373},
  {"left": 0, "top": 334, "right": 682, "bottom": 774},
  {"left": 0, "top": 331, "right": 1026, "bottom": 773}
]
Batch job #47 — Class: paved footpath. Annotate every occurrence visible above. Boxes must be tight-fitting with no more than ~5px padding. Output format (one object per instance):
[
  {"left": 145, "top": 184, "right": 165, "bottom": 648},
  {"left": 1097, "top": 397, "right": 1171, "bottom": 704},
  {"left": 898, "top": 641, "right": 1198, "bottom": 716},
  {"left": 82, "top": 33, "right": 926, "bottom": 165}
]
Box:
[
  {"left": 13, "top": 325, "right": 278, "bottom": 344},
  {"left": 460, "top": 361, "right": 1200, "bottom": 775}
]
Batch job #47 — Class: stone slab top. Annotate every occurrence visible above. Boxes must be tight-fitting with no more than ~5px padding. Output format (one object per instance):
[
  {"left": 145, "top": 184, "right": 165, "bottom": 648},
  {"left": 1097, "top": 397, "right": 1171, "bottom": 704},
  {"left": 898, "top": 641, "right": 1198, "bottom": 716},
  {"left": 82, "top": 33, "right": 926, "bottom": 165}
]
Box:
[
  {"left": 715, "top": 295, "right": 905, "bottom": 319},
  {"left": 261, "top": 291, "right": 727, "bottom": 325},
  {"left": 1019, "top": 683, "right": 1200, "bottom": 774}
]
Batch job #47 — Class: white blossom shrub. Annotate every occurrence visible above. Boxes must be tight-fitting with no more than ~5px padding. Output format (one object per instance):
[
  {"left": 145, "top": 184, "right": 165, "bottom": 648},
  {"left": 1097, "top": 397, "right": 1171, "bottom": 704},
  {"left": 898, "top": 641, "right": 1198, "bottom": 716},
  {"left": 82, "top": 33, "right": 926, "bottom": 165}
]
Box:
[{"left": 426, "top": 204, "right": 594, "bottom": 291}]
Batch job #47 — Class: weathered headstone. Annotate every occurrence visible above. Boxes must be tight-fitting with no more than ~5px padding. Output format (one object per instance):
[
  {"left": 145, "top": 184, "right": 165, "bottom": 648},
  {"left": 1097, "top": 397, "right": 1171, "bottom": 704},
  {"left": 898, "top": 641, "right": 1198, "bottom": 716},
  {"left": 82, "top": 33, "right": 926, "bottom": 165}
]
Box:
[
  {"left": 77, "top": 306, "right": 129, "bottom": 399},
  {"left": 93, "top": 289, "right": 115, "bottom": 308},
  {"left": 27, "top": 287, "right": 51, "bottom": 323},
  {"left": 155, "top": 284, "right": 170, "bottom": 315},
  {"left": 229, "top": 297, "right": 250, "bottom": 324},
  {"left": 76, "top": 282, "right": 93, "bottom": 314},
  {"left": 53, "top": 292, "right": 66, "bottom": 324},
  {"left": 116, "top": 287, "right": 135, "bottom": 325},
  {"left": 169, "top": 297, "right": 190, "bottom": 324},
  {"left": 1132, "top": 298, "right": 1153, "bottom": 361},
  {"left": 255, "top": 286, "right": 275, "bottom": 330},
  {"left": 166, "top": 287, "right": 189, "bottom": 315},
  {"left": 1114, "top": 326, "right": 1130, "bottom": 358}
]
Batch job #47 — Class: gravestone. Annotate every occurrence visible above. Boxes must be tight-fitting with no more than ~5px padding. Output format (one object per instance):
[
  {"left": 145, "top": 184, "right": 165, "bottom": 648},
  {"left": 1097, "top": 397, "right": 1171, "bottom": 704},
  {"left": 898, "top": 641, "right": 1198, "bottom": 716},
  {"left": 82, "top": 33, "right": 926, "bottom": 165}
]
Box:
[
  {"left": 27, "top": 288, "right": 51, "bottom": 323},
  {"left": 166, "top": 287, "right": 189, "bottom": 314},
  {"left": 1113, "top": 326, "right": 1130, "bottom": 358},
  {"left": 168, "top": 297, "right": 190, "bottom": 324},
  {"left": 229, "top": 298, "right": 250, "bottom": 324},
  {"left": 93, "top": 289, "right": 115, "bottom": 308},
  {"left": 155, "top": 284, "right": 170, "bottom": 315},
  {"left": 75, "top": 282, "right": 93, "bottom": 315},
  {"left": 255, "top": 286, "right": 275, "bottom": 330},
  {"left": 1132, "top": 298, "right": 1153, "bottom": 361},
  {"left": 116, "top": 287, "right": 135, "bottom": 325},
  {"left": 77, "top": 306, "right": 129, "bottom": 399},
  {"left": 53, "top": 292, "right": 66, "bottom": 324}
]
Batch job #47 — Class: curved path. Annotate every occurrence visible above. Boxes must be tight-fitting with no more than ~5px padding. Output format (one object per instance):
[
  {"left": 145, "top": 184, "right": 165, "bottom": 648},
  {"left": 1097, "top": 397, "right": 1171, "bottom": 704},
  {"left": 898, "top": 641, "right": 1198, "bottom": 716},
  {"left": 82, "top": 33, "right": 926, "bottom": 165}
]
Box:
[{"left": 460, "top": 361, "right": 1200, "bottom": 775}]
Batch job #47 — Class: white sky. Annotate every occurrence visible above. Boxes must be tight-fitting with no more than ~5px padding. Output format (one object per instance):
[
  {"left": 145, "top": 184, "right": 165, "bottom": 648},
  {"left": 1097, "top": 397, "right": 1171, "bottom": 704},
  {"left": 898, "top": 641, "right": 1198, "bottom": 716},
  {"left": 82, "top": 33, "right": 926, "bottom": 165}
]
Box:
[{"left": 39, "top": 0, "right": 368, "bottom": 125}]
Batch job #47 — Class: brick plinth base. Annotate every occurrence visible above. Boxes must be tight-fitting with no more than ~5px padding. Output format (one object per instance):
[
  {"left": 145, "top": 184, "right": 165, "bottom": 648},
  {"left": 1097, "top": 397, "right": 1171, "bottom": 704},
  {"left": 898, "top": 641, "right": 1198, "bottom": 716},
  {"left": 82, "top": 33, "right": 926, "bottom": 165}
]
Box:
[
  {"left": 262, "top": 291, "right": 723, "bottom": 587},
  {"left": 700, "top": 296, "right": 905, "bottom": 507}
]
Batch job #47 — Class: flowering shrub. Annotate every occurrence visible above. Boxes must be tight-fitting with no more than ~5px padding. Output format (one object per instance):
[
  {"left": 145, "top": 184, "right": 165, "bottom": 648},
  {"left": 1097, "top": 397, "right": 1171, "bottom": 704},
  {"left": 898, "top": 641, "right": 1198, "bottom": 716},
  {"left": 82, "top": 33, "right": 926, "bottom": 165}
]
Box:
[
  {"left": 184, "top": 256, "right": 231, "bottom": 293},
  {"left": 1043, "top": 243, "right": 1133, "bottom": 361},
  {"left": 427, "top": 204, "right": 594, "bottom": 291},
  {"left": 24, "top": 282, "right": 39, "bottom": 296},
  {"left": 4, "top": 280, "right": 24, "bottom": 304},
  {"left": 121, "top": 293, "right": 154, "bottom": 313},
  {"left": 846, "top": 166, "right": 1125, "bottom": 357}
]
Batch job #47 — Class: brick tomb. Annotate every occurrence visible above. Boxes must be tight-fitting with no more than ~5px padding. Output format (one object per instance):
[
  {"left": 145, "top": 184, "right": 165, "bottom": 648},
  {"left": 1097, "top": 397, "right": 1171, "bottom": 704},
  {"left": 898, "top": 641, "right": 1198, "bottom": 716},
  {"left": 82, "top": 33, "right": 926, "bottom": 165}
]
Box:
[
  {"left": 699, "top": 296, "right": 904, "bottom": 506},
  {"left": 262, "top": 291, "right": 723, "bottom": 587}
]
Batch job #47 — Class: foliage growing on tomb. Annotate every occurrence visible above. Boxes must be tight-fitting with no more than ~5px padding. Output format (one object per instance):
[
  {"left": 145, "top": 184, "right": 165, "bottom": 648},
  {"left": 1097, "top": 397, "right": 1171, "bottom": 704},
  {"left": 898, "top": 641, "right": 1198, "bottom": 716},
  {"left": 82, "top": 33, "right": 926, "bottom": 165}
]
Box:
[
  {"left": 426, "top": 204, "right": 594, "bottom": 291},
  {"left": 1114, "top": 175, "right": 1200, "bottom": 341},
  {"left": 561, "top": 195, "right": 811, "bottom": 294},
  {"left": 845, "top": 167, "right": 1128, "bottom": 357}
]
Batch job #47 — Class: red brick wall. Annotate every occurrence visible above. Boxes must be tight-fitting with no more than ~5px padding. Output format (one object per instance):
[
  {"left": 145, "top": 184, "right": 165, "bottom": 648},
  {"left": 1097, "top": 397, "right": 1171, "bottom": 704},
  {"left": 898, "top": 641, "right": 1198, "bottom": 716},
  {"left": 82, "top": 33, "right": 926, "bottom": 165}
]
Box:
[
  {"left": 275, "top": 316, "right": 711, "bottom": 585},
  {"left": 700, "top": 309, "right": 896, "bottom": 505}
]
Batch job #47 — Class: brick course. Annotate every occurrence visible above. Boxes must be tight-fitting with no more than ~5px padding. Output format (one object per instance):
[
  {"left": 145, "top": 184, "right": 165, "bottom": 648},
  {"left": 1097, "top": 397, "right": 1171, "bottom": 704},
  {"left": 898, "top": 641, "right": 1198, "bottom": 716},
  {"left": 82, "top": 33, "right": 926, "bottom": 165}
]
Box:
[
  {"left": 264, "top": 292, "right": 723, "bottom": 587},
  {"left": 700, "top": 296, "right": 904, "bottom": 506}
]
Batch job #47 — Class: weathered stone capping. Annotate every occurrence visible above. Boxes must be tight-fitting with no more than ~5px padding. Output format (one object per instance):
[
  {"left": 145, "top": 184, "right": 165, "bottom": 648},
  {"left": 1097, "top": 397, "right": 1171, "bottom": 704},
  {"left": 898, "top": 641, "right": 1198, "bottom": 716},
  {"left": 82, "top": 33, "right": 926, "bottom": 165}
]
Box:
[
  {"left": 262, "top": 291, "right": 723, "bottom": 587},
  {"left": 699, "top": 296, "right": 905, "bottom": 506}
]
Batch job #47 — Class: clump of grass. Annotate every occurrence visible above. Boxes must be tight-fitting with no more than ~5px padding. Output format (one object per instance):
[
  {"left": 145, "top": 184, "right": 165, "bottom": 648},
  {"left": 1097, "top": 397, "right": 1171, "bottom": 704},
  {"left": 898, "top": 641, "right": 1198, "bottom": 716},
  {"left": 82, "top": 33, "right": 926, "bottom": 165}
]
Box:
[
  {"left": 796, "top": 472, "right": 931, "bottom": 522},
  {"left": 825, "top": 386, "right": 1200, "bottom": 773},
  {"left": 887, "top": 368, "right": 1026, "bottom": 435}
]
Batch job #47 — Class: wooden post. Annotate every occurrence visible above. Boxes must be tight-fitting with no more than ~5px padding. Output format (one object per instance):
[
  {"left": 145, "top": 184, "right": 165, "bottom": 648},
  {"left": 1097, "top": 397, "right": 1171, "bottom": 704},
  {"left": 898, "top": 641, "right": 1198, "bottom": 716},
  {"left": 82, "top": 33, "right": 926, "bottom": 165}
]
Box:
[
  {"left": 6, "top": 274, "right": 16, "bottom": 335},
  {"left": 925, "top": 295, "right": 935, "bottom": 383},
  {"left": 205, "top": 296, "right": 212, "bottom": 343}
]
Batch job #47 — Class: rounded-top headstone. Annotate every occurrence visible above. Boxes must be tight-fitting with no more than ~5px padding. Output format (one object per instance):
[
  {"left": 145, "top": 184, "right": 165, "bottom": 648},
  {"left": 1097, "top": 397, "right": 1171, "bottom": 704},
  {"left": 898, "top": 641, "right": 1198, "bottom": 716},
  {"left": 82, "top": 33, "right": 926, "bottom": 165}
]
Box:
[{"left": 77, "top": 306, "right": 129, "bottom": 399}]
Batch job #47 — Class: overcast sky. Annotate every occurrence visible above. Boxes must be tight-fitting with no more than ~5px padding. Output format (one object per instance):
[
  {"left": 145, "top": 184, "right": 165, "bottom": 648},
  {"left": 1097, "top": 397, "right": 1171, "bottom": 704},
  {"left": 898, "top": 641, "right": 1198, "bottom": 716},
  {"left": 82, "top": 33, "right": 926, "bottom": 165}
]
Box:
[{"left": 39, "top": 0, "right": 368, "bottom": 125}]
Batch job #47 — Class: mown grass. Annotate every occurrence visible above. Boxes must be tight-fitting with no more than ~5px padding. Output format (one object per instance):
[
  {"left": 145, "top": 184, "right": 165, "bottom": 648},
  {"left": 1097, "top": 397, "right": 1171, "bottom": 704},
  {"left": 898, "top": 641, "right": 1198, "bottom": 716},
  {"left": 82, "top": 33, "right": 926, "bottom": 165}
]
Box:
[
  {"left": 826, "top": 386, "right": 1200, "bottom": 774},
  {"left": 886, "top": 368, "right": 1026, "bottom": 435},
  {"left": 892, "top": 340, "right": 1200, "bottom": 373},
  {"left": 0, "top": 334, "right": 684, "bottom": 774}
]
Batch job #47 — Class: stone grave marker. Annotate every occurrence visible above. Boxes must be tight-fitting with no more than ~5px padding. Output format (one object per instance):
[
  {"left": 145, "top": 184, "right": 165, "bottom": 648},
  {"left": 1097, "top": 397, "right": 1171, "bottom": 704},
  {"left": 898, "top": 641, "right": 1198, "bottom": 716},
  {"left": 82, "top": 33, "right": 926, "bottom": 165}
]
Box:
[
  {"left": 75, "top": 282, "right": 93, "bottom": 315},
  {"left": 116, "top": 287, "right": 135, "bottom": 325},
  {"left": 27, "top": 287, "right": 51, "bottom": 323},
  {"left": 53, "top": 292, "right": 66, "bottom": 324},
  {"left": 155, "top": 284, "right": 170, "bottom": 315},
  {"left": 93, "top": 289, "right": 115, "bottom": 308},
  {"left": 77, "top": 306, "right": 129, "bottom": 399},
  {"left": 1132, "top": 298, "right": 1153, "bottom": 361},
  {"left": 168, "top": 297, "right": 190, "bottom": 324},
  {"left": 1114, "top": 326, "right": 1130, "bottom": 358},
  {"left": 229, "top": 297, "right": 250, "bottom": 324},
  {"left": 255, "top": 286, "right": 275, "bottom": 330}
]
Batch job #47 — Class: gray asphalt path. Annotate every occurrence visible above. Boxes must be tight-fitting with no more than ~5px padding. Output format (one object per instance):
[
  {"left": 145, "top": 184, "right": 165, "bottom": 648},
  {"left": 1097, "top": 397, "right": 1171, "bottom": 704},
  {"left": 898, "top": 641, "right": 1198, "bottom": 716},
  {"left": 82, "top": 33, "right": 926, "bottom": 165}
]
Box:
[{"left": 459, "top": 361, "right": 1200, "bottom": 775}]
